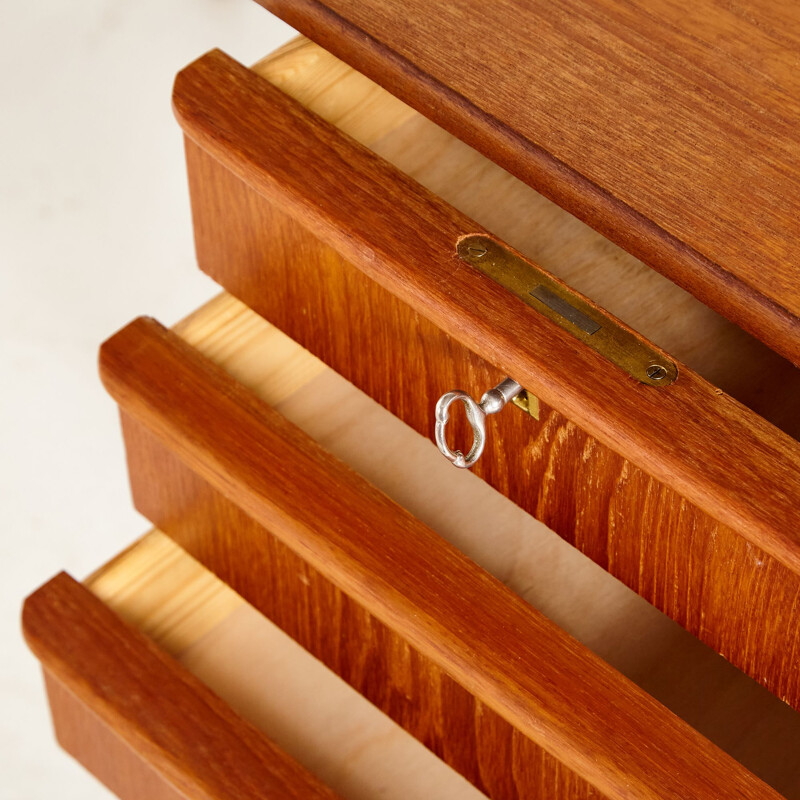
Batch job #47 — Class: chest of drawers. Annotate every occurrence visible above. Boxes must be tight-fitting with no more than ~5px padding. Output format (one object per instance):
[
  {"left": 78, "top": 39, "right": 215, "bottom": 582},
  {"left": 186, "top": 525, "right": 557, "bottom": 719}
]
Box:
[{"left": 24, "top": 4, "right": 800, "bottom": 798}]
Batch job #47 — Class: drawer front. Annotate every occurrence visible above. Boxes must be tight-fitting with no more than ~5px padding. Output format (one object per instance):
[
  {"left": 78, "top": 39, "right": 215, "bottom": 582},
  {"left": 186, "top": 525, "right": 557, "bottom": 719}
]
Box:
[
  {"left": 174, "top": 47, "right": 800, "bottom": 711},
  {"left": 29, "top": 528, "right": 499, "bottom": 800},
  {"left": 23, "top": 572, "right": 341, "bottom": 800},
  {"left": 96, "top": 312, "right": 783, "bottom": 800}
]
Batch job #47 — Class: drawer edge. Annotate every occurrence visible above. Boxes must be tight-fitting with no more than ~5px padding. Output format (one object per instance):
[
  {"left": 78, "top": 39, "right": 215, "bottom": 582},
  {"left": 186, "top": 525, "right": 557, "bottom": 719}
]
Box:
[
  {"left": 22, "top": 572, "right": 341, "bottom": 800},
  {"left": 100, "top": 314, "right": 782, "bottom": 800}
]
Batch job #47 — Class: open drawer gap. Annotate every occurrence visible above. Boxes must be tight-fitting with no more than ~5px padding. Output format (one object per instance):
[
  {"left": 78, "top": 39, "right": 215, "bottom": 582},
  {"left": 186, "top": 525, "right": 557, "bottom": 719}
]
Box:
[
  {"left": 159, "top": 292, "right": 800, "bottom": 797},
  {"left": 86, "top": 530, "right": 486, "bottom": 800}
]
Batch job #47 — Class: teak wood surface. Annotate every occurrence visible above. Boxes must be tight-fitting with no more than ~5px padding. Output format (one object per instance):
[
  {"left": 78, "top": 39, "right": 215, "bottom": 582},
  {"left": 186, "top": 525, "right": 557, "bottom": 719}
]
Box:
[
  {"left": 28, "top": 520, "right": 800, "bottom": 799},
  {"left": 172, "top": 54, "right": 800, "bottom": 579},
  {"left": 113, "top": 293, "right": 800, "bottom": 729},
  {"left": 42, "top": 675, "right": 187, "bottom": 800},
  {"left": 172, "top": 294, "right": 800, "bottom": 793},
  {"left": 98, "top": 315, "right": 786, "bottom": 800},
  {"left": 22, "top": 573, "right": 342, "bottom": 800},
  {"left": 256, "top": 0, "right": 800, "bottom": 364},
  {"left": 81, "top": 530, "right": 486, "bottom": 800},
  {"left": 182, "top": 173, "right": 800, "bottom": 717},
  {"left": 226, "top": 38, "right": 800, "bottom": 436}
]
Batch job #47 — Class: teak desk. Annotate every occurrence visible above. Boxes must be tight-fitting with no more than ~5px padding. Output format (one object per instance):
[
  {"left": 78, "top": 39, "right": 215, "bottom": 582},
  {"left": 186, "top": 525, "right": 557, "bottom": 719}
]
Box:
[{"left": 24, "top": 3, "right": 800, "bottom": 798}]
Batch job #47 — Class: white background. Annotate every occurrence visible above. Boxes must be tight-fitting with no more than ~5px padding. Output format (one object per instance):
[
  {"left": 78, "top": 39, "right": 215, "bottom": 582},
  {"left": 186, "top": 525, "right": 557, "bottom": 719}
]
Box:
[{"left": 0, "top": 2, "right": 293, "bottom": 796}]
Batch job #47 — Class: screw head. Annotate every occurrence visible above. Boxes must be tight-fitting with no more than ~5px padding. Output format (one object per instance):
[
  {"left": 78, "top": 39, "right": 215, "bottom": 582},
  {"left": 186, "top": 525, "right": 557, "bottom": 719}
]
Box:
[
  {"left": 646, "top": 364, "right": 668, "bottom": 381},
  {"left": 467, "top": 244, "right": 488, "bottom": 259}
]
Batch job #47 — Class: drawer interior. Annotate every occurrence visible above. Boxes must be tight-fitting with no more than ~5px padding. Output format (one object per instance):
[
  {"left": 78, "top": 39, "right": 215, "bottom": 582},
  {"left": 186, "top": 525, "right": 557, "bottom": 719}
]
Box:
[
  {"left": 84, "top": 523, "right": 799, "bottom": 798},
  {"left": 86, "top": 530, "right": 483, "bottom": 800},
  {"left": 253, "top": 38, "right": 799, "bottom": 440},
  {"left": 162, "top": 292, "right": 800, "bottom": 797}
]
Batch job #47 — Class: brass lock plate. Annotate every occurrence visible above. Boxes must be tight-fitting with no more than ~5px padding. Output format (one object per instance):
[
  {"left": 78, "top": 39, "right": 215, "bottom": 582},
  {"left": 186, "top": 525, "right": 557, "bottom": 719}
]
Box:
[{"left": 458, "top": 235, "right": 678, "bottom": 387}]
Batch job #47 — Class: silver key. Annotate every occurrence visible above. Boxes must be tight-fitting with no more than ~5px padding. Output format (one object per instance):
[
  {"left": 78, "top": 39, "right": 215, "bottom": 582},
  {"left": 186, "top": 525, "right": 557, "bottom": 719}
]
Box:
[{"left": 434, "top": 378, "right": 522, "bottom": 469}]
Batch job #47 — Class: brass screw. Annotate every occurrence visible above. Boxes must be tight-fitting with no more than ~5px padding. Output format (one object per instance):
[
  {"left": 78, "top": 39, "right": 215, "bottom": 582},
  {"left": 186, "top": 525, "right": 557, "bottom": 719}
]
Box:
[
  {"left": 646, "top": 364, "right": 668, "bottom": 381},
  {"left": 467, "top": 244, "right": 488, "bottom": 259}
]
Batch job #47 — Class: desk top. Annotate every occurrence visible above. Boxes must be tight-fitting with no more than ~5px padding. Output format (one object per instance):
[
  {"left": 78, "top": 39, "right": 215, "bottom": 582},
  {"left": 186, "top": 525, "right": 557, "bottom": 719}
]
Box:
[{"left": 258, "top": 0, "right": 800, "bottom": 364}]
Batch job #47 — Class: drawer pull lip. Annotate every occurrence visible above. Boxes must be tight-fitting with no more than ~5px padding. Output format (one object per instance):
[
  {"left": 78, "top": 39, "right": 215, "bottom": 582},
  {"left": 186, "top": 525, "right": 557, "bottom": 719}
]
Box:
[{"left": 435, "top": 377, "right": 522, "bottom": 468}]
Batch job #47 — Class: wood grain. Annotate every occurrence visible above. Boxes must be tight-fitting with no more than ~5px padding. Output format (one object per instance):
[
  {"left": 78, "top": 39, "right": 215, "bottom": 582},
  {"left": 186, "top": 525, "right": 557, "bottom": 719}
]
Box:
[
  {"left": 98, "top": 315, "right": 783, "bottom": 800},
  {"left": 177, "top": 45, "right": 800, "bottom": 711},
  {"left": 42, "top": 672, "right": 188, "bottom": 800},
  {"left": 80, "top": 526, "right": 800, "bottom": 797},
  {"left": 84, "top": 528, "right": 242, "bottom": 653},
  {"left": 170, "top": 294, "right": 800, "bottom": 794},
  {"left": 243, "top": 38, "right": 800, "bottom": 437},
  {"left": 167, "top": 295, "right": 800, "bottom": 722},
  {"left": 22, "top": 573, "right": 342, "bottom": 800},
  {"left": 172, "top": 52, "right": 800, "bottom": 577},
  {"left": 117, "top": 420, "right": 602, "bottom": 800},
  {"left": 255, "top": 0, "right": 800, "bottom": 365},
  {"left": 84, "top": 531, "right": 489, "bottom": 800}
]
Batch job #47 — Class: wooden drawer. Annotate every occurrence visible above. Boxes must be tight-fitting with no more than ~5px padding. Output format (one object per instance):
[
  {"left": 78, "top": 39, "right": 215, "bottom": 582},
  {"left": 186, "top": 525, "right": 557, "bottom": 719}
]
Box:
[
  {"left": 26, "top": 295, "right": 800, "bottom": 798},
  {"left": 23, "top": 565, "right": 341, "bottom": 800},
  {"left": 24, "top": 530, "right": 492, "bottom": 800},
  {"left": 24, "top": 31, "right": 800, "bottom": 800},
  {"left": 172, "top": 39, "right": 800, "bottom": 714},
  {"left": 28, "top": 292, "right": 793, "bottom": 799}
]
